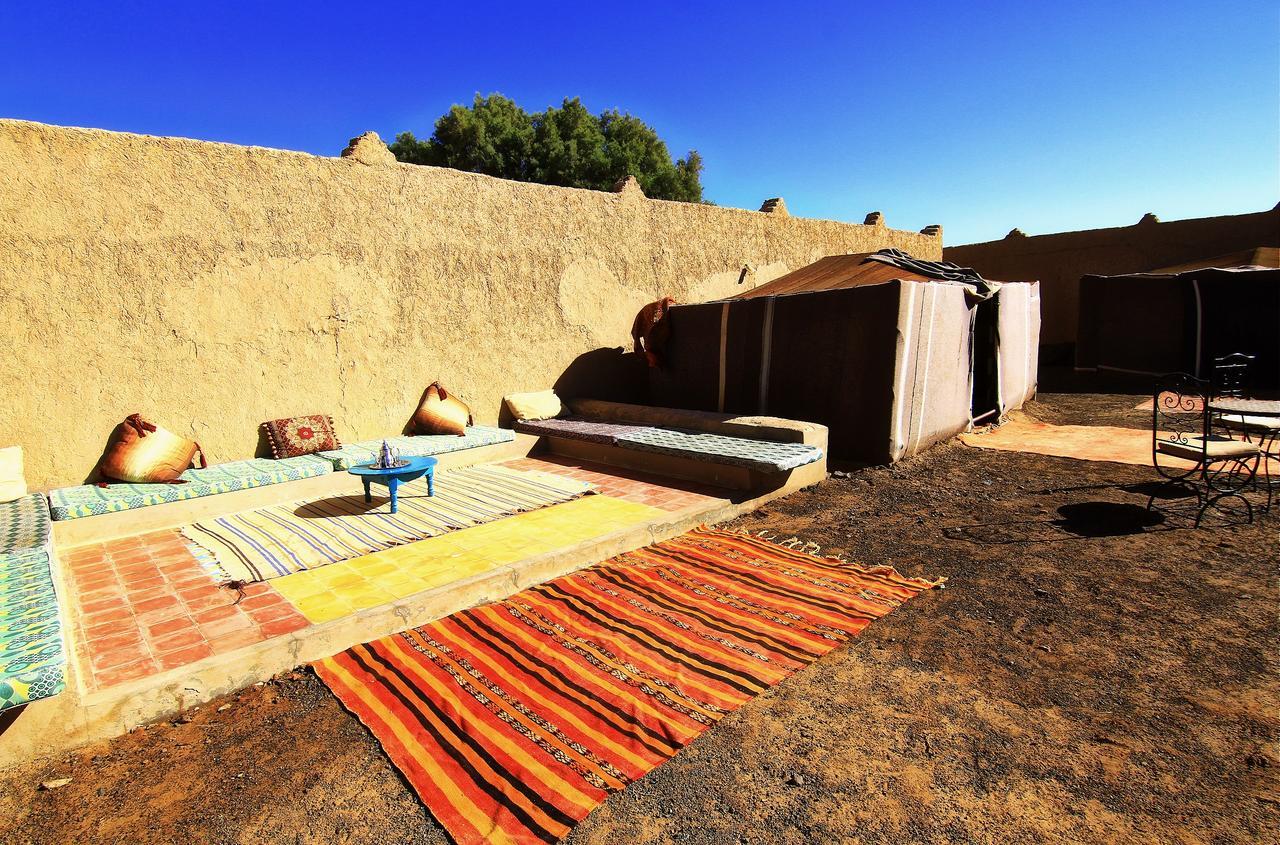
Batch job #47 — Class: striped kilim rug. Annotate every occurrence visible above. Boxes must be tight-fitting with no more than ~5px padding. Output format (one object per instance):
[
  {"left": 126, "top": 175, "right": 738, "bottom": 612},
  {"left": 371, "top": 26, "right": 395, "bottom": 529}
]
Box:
[
  {"left": 183, "top": 465, "right": 592, "bottom": 584},
  {"left": 314, "top": 527, "right": 942, "bottom": 845}
]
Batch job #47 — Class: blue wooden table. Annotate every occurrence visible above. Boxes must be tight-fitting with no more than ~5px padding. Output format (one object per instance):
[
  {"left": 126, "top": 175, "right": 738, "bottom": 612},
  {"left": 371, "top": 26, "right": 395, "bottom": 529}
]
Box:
[{"left": 347, "top": 455, "right": 437, "bottom": 514}]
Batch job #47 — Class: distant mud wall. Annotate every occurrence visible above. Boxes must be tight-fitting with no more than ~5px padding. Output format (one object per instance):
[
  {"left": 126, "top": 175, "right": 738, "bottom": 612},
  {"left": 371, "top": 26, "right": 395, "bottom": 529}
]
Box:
[
  {"left": 0, "top": 119, "right": 940, "bottom": 488},
  {"left": 945, "top": 207, "right": 1280, "bottom": 351}
]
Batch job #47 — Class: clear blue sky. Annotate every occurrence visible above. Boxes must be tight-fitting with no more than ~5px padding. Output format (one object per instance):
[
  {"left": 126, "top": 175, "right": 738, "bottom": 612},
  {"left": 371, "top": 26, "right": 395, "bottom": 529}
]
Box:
[{"left": 2, "top": 1, "right": 1276, "bottom": 244}]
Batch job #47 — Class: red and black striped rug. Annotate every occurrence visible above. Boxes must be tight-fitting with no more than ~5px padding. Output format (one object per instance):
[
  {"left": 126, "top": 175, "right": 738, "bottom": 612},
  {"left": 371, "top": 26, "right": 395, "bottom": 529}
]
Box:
[{"left": 314, "top": 527, "right": 942, "bottom": 845}]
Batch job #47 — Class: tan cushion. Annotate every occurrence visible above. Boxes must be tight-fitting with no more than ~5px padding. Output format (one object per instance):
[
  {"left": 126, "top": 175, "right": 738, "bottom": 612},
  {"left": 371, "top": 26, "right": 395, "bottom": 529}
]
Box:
[
  {"left": 0, "top": 446, "right": 26, "bottom": 503},
  {"left": 1157, "top": 435, "right": 1258, "bottom": 462},
  {"left": 98, "top": 415, "right": 204, "bottom": 483},
  {"left": 1219, "top": 414, "right": 1280, "bottom": 433},
  {"left": 413, "top": 382, "right": 472, "bottom": 436},
  {"left": 504, "top": 389, "right": 563, "bottom": 422}
]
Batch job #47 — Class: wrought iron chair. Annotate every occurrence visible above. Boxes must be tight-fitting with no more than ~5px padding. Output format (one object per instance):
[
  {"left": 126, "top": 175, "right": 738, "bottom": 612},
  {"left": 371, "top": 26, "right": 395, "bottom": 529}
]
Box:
[
  {"left": 1211, "top": 352, "right": 1254, "bottom": 399},
  {"left": 1211, "top": 352, "right": 1278, "bottom": 512},
  {"left": 1149, "top": 373, "right": 1259, "bottom": 527}
]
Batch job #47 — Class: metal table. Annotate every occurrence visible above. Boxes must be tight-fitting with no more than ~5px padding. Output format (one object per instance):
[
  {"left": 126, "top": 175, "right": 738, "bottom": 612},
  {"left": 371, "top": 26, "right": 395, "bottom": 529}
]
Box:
[{"left": 1210, "top": 397, "right": 1280, "bottom": 511}]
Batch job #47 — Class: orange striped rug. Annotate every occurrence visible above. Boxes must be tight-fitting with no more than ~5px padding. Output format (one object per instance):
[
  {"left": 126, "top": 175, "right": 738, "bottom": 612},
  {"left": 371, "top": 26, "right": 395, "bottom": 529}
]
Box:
[{"left": 314, "top": 527, "right": 942, "bottom": 845}]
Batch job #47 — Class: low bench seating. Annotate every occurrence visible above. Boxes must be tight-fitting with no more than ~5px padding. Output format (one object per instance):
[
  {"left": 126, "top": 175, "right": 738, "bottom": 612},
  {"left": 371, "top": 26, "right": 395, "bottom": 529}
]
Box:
[
  {"left": 514, "top": 400, "right": 827, "bottom": 490},
  {"left": 47, "top": 454, "right": 334, "bottom": 521},
  {"left": 1, "top": 494, "right": 65, "bottom": 711},
  {"left": 513, "top": 417, "right": 656, "bottom": 446},
  {"left": 615, "top": 427, "right": 822, "bottom": 472},
  {"left": 514, "top": 417, "right": 821, "bottom": 473},
  {"left": 316, "top": 426, "right": 515, "bottom": 471}
]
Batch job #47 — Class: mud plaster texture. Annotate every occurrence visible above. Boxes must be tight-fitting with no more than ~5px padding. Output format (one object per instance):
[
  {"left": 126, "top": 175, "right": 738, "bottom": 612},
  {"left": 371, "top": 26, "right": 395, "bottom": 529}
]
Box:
[{"left": 0, "top": 119, "right": 940, "bottom": 489}]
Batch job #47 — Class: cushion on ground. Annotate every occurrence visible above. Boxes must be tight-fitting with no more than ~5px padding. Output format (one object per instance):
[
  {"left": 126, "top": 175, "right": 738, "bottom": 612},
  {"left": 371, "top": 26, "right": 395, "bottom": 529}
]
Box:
[
  {"left": 513, "top": 417, "right": 657, "bottom": 446},
  {"left": 0, "top": 547, "right": 65, "bottom": 711},
  {"left": 48, "top": 454, "right": 333, "bottom": 521},
  {"left": 316, "top": 426, "right": 515, "bottom": 471},
  {"left": 1, "top": 494, "right": 51, "bottom": 554},
  {"left": 616, "top": 428, "right": 823, "bottom": 472},
  {"left": 1157, "top": 436, "right": 1259, "bottom": 462}
]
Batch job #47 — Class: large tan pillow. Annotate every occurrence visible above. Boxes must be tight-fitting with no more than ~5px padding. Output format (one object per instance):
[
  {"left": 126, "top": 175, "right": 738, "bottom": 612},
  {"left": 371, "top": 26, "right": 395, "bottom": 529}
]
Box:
[
  {"left": 414, "top": 382, "right": 473, "bottom": 436},
  {"left": 98, "top": 414, "right": 205, "bottom": 484},
  {"left": 0, "top": 446, "right": 25, "bottom": 503},
  {"left": 504, "top": 389, "right": 564, "bottom": 422}
]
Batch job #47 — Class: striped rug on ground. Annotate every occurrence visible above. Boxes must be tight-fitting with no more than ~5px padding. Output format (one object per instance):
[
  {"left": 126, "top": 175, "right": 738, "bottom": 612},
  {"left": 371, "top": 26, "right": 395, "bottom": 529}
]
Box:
[
  {"left": 314, "top": 527, "right": 943, "bottom": 845},
  {"left": 182, "top": 465, "right": 592, "bottom": 584}
]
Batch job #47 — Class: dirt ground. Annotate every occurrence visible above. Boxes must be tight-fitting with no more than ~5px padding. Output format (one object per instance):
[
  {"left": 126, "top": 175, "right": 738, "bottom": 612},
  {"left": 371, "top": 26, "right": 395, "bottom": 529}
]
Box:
[{"left": 1, "top": 394, "right": 1276, "bottom": 844}]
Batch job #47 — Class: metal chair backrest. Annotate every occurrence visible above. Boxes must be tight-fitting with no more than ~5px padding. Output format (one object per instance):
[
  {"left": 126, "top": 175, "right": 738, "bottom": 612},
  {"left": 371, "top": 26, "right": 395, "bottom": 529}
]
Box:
[
  {"left": 1212, "top": 352, "right": 1254, "bottom": 399},
  {"left": 1152, "top": 372, "right": 1210, "bottom": 479}
]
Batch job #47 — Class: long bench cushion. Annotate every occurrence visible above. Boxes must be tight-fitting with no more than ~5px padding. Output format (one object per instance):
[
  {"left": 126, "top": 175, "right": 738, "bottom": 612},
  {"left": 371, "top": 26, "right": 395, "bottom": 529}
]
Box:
[
  {"left": 316, "top": 425, "right": 515, "bottom": 471},
  {"left": 48, "top": 455, "right": 333, "bottom": 521},
  {"left": 513, "top": 417, "right": 657, "bottom": 446},
  {"left": 0, "top": 548, "right": 65, "bottom": 711},
  {"left": 2, "top": 493, "right": 51, "bottom": 553},
  {"left": 615, "top": 428, "right": 823, "bottom": 473}
]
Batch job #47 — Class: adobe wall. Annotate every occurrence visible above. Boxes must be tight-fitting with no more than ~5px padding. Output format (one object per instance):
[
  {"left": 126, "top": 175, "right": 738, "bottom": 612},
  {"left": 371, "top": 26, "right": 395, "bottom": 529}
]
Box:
[
  {"left": 0, "top": 119, "right": 940, "bottom": 489},
  {"left": 944, "top": 207, "right": 1280, "bottom": 349}
]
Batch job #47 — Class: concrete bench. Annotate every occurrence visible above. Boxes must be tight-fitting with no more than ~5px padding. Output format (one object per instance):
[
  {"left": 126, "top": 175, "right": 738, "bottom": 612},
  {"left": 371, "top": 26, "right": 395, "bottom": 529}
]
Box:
[
  {"left": 515, "top": 400, "right": 827, "bottom": 490},
  {"left": 0, "top": 493, "right": 65, "bottom": 711},
  {"left": 47, "top": 426, "right": 529, "bottom": 546},
  {"left": 315, "top": 426, "right": 514, "bottom": 470}
]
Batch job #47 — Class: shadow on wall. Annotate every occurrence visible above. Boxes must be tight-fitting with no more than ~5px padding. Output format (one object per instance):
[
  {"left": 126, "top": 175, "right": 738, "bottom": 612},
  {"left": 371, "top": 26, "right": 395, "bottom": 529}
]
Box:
[{"left": 497, "top": 347, "right": 650, "bottom": 428}]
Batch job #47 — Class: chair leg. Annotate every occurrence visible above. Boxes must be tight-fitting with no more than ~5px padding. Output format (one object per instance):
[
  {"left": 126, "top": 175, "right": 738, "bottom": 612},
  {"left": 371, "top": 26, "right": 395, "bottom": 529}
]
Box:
[{"left": 1197, "top": 491, "right": 1254, "bottom": 528}]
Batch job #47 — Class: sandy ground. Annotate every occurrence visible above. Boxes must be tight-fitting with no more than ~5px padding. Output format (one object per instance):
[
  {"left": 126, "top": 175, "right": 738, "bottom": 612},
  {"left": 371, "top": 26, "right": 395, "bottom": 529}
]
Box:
[{"left": 1, "top": 394, "right": 1276, "bottom": 844}]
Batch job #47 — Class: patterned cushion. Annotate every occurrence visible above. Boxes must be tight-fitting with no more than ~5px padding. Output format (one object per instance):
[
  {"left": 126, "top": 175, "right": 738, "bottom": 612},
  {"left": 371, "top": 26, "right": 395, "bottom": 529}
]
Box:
[
  {"left": 262, "top": 415, "right": 341, "bottom": 458},
  {"left": 514, "top": 417, "right": 657, "bottom": 446},
  {"left": 616, "top": 428, "right": 823, "bottom": 473},
  {"left": 48, "top": 454, "right": 333, "bottom": 521},
  {"left": 0, "top": 494, "right": 51, "bottom": 554},
  {"left": 317, "top": 426, "right": 516, "bottom": 471},
  {"left": 0, "top": 547, "right": 65, "bottom": 711}
]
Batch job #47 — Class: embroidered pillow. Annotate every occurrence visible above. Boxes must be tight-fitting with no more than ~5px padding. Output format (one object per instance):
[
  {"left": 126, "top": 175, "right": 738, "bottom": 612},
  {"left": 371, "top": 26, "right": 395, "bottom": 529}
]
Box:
[
  {"left": 413, "top": 382, "right": 472, "bottom": 436},
  {"left": 262, "top": 415, "right": 341, "bottom": 458},
  {"left": 98, "top": 414, "right": 206, "bottom": 483}
]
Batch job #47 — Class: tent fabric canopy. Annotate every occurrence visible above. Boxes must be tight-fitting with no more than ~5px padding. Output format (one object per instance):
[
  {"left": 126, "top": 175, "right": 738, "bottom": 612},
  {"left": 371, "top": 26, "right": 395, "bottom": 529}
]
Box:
[{"left": 736, "top": 249, "right": 1008, "bottom": 301}]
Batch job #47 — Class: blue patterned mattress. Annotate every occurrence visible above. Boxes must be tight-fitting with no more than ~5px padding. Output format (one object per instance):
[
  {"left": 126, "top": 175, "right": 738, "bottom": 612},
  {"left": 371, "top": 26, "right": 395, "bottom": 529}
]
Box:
[
  {"left": 1, "top": 494, "right": 51, "bottom": 554},
  {"left": 0, "top": 545, "right": 63, "bottom": 711},
  {"left": 317, "top": 425, "right": 515, "bottom": 471},
  {"left": 615, "top": 428, "right": 823, "bottom": 473},
  {"left": 514, "top": 417, "right": 656, "bottom": 446},
  {"left": 47, "top": 454, "right": 334, "bottom": 521}
]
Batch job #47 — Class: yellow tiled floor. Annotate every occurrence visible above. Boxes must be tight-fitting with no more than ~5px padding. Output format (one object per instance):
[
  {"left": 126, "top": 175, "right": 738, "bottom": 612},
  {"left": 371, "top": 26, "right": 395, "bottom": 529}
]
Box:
[{"left": 272, "top": 495, "right": 666, "bottom": 623}]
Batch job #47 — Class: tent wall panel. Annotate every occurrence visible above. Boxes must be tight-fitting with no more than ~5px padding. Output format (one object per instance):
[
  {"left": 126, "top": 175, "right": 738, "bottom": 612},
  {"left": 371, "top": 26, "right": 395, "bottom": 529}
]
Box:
[
  {"left": 995, "top": 281, "right": 1041, "bottom": 414},
  {"left": 649, "top": 280, "right": 978, "bottom": 464}
]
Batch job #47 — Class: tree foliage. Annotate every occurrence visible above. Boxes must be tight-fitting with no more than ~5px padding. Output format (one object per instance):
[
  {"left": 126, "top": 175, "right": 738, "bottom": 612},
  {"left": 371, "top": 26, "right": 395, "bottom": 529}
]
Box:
[{"left": 389, "top": 94, "right": 704, "bottom": 202}]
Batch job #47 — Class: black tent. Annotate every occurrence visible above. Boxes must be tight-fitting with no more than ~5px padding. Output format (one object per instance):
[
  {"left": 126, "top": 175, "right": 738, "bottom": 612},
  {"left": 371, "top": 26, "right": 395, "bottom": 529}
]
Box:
[{"left": 1075, "top": 265, "right": 1280, "bottom": 390}]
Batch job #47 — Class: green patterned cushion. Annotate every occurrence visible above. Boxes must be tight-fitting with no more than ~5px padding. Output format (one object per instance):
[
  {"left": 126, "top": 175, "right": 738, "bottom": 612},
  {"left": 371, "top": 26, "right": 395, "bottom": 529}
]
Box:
[
  {"left": 317, "top": 426, "right": 516, "bottom": 471},
  {"left": 0, "top": 548, "right": 65, "bottom": 711},
  {"left": 48, "top": 455, "right": 333, "bottom": 521},
  {"left": 616, "top": 428, "right": 823, "bottom": 473},
  {"left": 1, "top": 494, "right": 51, "bottom": 554}
]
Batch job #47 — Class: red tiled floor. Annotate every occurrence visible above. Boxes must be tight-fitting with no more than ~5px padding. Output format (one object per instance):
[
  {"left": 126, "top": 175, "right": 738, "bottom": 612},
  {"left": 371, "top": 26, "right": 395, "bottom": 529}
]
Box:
[
  {"left": 66, "top": 458, "right": 727, "bottom": 692},
  {"left": 65, "top": 529, "right": 310, "bottom": 691},
  {"left": 503, "top": 455, "right": 726, "bottom": 512}
]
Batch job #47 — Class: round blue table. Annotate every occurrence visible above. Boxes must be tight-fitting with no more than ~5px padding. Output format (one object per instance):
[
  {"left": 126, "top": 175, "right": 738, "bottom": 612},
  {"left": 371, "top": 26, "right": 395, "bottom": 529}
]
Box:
[{"left": 347, "top": 455, "right": 437, "bottom": 514}]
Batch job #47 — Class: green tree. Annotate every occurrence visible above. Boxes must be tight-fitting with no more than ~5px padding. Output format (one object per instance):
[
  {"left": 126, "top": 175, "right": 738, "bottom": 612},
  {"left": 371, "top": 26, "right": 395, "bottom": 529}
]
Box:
[{"left": 389, "top": 94, "right": 704, "bottom": 202}]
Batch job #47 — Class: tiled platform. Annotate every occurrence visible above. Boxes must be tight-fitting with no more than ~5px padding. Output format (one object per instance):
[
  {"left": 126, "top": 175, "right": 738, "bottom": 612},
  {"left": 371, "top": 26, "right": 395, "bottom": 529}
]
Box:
[
  {"left": 61, "top": 533, "right": 308, "bottom": 690},
  {"left": 58, "top": 457, "right": 723, "bottom": 694},
  {"left": 2, "top": 450, "right": 824, "bottom": 767}
]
